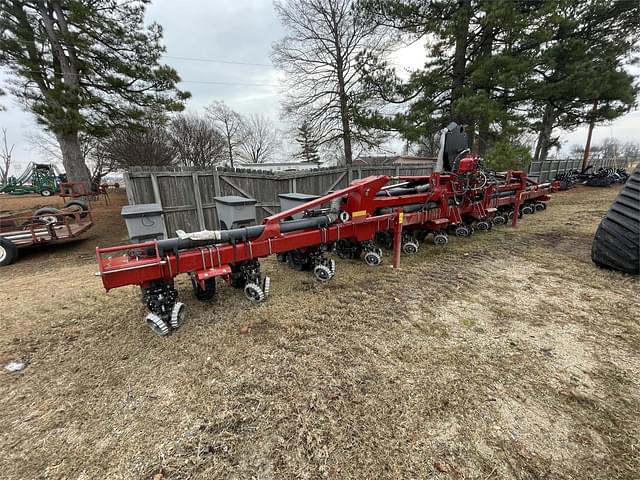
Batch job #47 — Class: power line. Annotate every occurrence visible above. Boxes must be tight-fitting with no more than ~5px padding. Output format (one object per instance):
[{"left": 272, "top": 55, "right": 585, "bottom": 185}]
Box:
[
  {"left": 181, "top": 79, "right": 279, "bottom": 87},
  {"left": 163, "top": 55, "right": 273, "bottom": 68},
  {"left": 3, "top": 68, "right": 280, "bottom": 87},
  {"left": 3, "top": 36, "right": 275, "bottom": 68}
]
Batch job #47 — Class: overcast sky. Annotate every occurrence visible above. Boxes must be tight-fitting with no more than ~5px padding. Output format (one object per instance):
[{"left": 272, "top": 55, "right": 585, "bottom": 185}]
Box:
[{"left": 0, "top": 0, "right": 637, "bottom": 174}]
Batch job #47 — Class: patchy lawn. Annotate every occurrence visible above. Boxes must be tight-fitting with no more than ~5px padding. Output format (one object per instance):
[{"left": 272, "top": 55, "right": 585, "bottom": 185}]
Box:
[{"left": 0, "top": 186, "right": 638, "bottom": 479}]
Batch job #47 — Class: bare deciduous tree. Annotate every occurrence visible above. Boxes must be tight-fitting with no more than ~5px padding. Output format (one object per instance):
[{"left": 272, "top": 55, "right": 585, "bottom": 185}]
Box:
[
  {"left": 0, "top": 128, "right": 14, "bottom": 184},
  {"left": 170, "top": 114, "right": 227, "bottom": 168},
  {"left": 206, "top": 101, "right": 246, "bottom": 168},
  {"left": 239, "top": 114, "right": 280, "bottom": 164},
  {"left": 103, "top": 124, "right": 176, "bottom": 169},
  {"left": 272, "top": 0, "right": 390, "bottom": 165}
]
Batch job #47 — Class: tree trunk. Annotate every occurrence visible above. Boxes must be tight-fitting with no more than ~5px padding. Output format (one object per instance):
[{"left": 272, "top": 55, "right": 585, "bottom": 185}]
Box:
[
  {"left": 56, "top": 131, "right": 91, "bottom": 184},
  {"left": 450, "top": 0, "right": 472, "bottom": 122},
  {"left": 338, "top": 94, "right": 353, "bottom": 166},
  {"left": 227, "top": 138, "right": 234, "bottom": 168},
  {"left": 582, "top": 103, "right": 598, "bottom": 171},
  {"left": 533, "top": 103, "right": 556, "bottom": 164},
  {"left": 331, "top": 7, "right": 353, "bottom": 166}
]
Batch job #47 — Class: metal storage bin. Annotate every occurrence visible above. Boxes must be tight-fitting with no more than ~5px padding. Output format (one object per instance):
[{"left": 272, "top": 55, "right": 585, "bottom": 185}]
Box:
[
  {"left": 214, "top": 196, "right": 257, "bottom": 229},
  {"left": 278, "top": 192, "right": 320, "bottom": 219},
  {"left": 121, "top": 203, "right": 165, "bottom": 242}
]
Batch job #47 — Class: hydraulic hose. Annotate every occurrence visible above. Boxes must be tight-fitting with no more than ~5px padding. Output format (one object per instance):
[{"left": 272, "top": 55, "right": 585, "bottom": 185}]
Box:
[
  {"left": 156, "top": 214, "right": 337, "bottom": 253},
  {"left": 376, "top": 202, "right": 438, "bottom": 215},
  {"left": 375, "top": 183, "right": 430, "bottom": 197}
]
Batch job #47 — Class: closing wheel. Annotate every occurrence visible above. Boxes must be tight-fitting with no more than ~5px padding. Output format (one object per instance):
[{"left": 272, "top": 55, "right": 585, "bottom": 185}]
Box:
[
  {"left": 476, "top": 220, "right": 491, "bottom": 231},
  {"left": 433, "top": 233, "right": 448, "bottom": 246},
  {"left": 262, "top": 276, "right": 271, "bottom": 297},
  {"left": 329, "top": 259, "right": 336, "bottom": 274},
  {"left": 364, "top": 251, "right": 382, "bottom": 266},
  {"left": 145, "top": 313, "right": 170, "bottom": 336},
  {"left": 534, "top": 202, "right": 547, "bottom": 211},
  {"left": 244, "top": 282, "right": 265, "bottom": 303},
  {"left": 493, "top": 214, "right": 507, "bottom": 226},
  {"left": 313, "top": 264, "right": 333, "bottom": 282},
  {"left": 521, "top": 204, "right": 534, "bottom": 215},
  {"left": 170, "top": 302, "right": 186, "bottom": 329},
  {"left": 454, "top": 225, "right": 471, "bottom": 237},
  {"left": 402, "top": 240, "right": 419, "bottom": 255},
  {"left": 0, "top": 238, "right": 18, "bottom": 267}
]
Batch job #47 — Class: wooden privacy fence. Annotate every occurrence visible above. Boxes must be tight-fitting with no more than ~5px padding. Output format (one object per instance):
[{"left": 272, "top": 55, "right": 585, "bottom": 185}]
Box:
[
  {"left": 124, "top": 156, "right": 627, "bottom": 235},
  {"left": 528, "top": 157, "right": 627, "bottom": 183},
  {"left": 124, "top": 164, "right": 434, "bottom": 236}
]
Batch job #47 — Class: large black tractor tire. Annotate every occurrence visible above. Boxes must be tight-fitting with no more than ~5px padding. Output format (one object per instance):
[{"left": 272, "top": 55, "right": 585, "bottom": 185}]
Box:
[
  {"left": 0, "top": 238, "right": 18, "bottom": 267},
  {"left": 591, "top": 165, "right": 639, "bottom": 274}
]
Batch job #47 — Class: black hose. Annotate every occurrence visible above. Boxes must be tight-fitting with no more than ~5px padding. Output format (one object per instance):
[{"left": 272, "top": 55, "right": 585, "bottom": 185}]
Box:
[{"left": 157, "top": 215, "right": 336, "bottom": 253}]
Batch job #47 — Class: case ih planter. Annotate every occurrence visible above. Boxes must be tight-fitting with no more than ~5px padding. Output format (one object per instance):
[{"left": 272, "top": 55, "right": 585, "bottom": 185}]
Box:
[
  {"left": 0, "top": 202, "right": 93, "bottom": 266},
  {"left": 96, "top": 125, "right": 559, "bottom": 336}
]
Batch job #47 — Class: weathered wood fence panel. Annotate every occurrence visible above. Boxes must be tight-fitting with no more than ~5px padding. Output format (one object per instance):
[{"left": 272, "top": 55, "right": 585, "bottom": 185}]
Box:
[
  {"left": 125, "top": 157, "right": 626, "bottom": 234},
  {"left": 125, "top": 164, "right": 434, "bottom": 235}
]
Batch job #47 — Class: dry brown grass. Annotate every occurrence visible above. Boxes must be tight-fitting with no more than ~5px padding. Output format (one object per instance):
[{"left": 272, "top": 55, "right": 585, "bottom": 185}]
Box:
[{"left": 0, "top": 186, "right": 638, "bottom": 479}]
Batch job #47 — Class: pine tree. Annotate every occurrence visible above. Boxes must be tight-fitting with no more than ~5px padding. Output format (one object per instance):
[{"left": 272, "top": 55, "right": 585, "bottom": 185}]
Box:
[
  {"left": 295, "top": 122, "right": 320, "bottom": 163},
  {"left": 0, "top": 1, "right": 190, "bottom": 184},
  {"left": 356, "top": 0, "right": 537, "bottom": 154},
  {"left": 527, "top": 0, "right": 639, "bottom": 164}
]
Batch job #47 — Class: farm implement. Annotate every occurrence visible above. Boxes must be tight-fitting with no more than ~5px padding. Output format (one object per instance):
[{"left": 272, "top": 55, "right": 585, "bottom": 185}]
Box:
[
  {"left": 0, "top": 201, "right": 92, "bottom": 266},
  {"left": 96, "top": 124, "right": 560, "bottom": 336},
  {"left": 0, "top": 163, "right": 60, "bottom": 196}
]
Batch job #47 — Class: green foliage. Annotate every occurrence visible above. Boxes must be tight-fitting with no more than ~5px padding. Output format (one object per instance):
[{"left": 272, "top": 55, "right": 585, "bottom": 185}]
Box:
[
  {"left": 295, "top": 122, "right": 320, "bottom": 163},
  {"left": 0, "top": 0, "right": 190, "bottom": 138},
  {"left": 484, "top": 139, "right": 531, "bottom": 172},
  {"left": 357, "top": 0, "right": 639, "bottom": 160}
]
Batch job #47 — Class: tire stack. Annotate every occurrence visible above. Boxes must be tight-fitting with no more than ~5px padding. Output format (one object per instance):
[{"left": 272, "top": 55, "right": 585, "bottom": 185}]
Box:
[{"left": 591, "top": 164, "right": 640, "bottom": 274}]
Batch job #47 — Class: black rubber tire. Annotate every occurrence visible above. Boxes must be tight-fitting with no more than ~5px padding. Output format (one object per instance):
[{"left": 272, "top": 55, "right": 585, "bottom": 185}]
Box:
[
  {"left": 0, "top": 238, "right": 18, "bottom": 267},
  {"left": 591, "top": 165, "right": 639, "bottom": 275},
  {"left": 40, "top": 187, "right": 54, "bottom": 197},
  {"left": 63, "top": 200, "right": 89, "bottom": 218},
  {"left": 33, "top": 207, "right": 63, "bottom": 224},
  {"left": 191, "top": 277, "right": 216, "bottom": 301}
]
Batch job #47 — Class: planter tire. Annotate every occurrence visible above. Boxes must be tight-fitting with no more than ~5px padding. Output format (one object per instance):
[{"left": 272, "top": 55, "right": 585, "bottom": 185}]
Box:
[{"left": 591, "top": 165, "right": 639, "bottom": 274}]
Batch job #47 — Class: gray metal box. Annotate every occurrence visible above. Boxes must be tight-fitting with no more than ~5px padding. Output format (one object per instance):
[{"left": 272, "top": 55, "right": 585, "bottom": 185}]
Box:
[
  {"left": 278, "top": 192, "right": 320, "bottom": 219},
  {"left": 214, "top": 196, "right": 257, "bottom": 229},
  {"left": 121, "top": 203, "right": 165, "bottom": 242}
]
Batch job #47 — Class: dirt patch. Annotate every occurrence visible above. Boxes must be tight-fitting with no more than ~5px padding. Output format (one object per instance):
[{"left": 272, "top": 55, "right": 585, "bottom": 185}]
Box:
[{"left": 0, "top": 186, "right": 638, "bottom": 479}]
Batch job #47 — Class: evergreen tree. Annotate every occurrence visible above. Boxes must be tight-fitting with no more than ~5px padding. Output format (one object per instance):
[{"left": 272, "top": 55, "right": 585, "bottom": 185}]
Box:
[
  {"left": 0, "top": 1, "right": 190, "bottom": 184},
  {"left": 356, "top": 0, "right": 538, "bottom": 154},
  {"left": 526, "top": 0, "right": 639, "bottom": 164},
  {"left": 357, "top": 0, "right": 638, "bottom": 162},
  {"left": 295, "top": 122, "right": 320, "bottom": 163}
]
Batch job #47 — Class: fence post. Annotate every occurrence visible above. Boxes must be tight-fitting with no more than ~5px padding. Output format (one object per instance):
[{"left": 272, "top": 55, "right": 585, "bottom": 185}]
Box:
[
  {"left": 191, "top": 173, "right": 206, "bottom": 230},
  {"left": 124, "top": 171, "right": 135, "bottom": 205},
  {"left": 149, "top": 173, "right": 168, "bottom": 239},
  {"left": 213, "top": 167, "right": 221, "bottom": 197}
]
